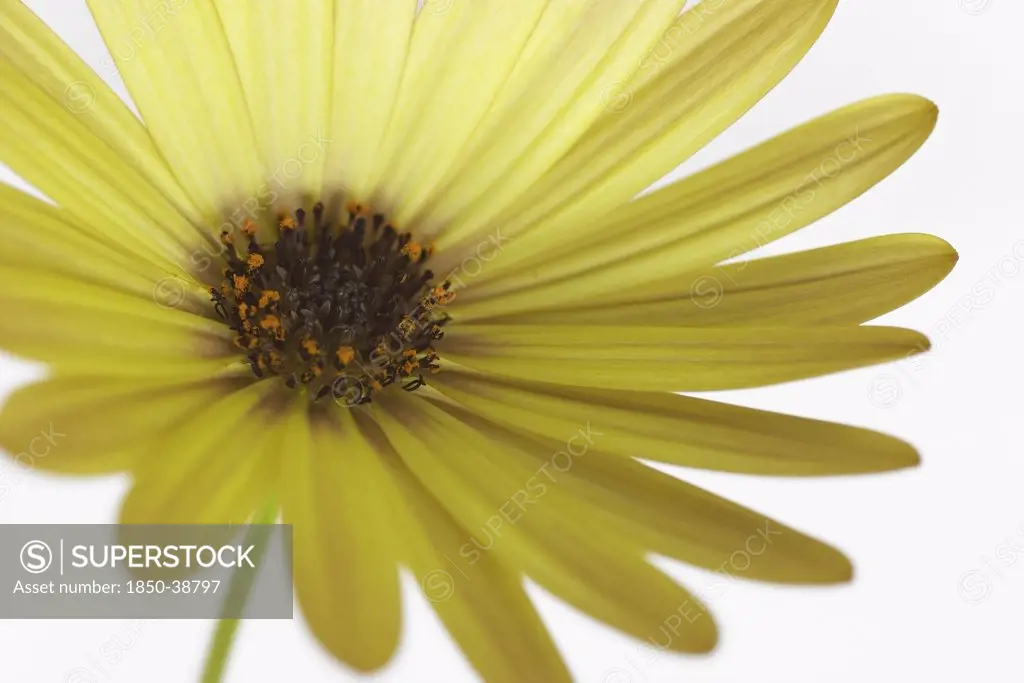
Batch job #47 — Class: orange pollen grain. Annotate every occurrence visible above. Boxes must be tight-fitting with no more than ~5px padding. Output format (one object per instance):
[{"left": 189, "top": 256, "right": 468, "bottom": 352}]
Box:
[
  {"left": 301, "top": 338, "right": 320, "bottom": 356},
  {"left": 336, "top": 346, "right": 356, "bottom": 365},
  {"left": 258, "top": 290, "right": 280, "bottom": 308}
]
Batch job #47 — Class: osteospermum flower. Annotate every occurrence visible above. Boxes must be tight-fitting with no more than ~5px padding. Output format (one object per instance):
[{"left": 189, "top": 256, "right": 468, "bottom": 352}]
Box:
[{"left": 0, "top": 0, "right": 956, "bottom": 681}]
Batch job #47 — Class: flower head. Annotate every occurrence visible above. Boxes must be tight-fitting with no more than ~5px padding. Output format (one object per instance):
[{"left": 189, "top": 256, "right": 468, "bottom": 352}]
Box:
[{"left": 0, "top": 1, "right": 956, "bottom": 681}]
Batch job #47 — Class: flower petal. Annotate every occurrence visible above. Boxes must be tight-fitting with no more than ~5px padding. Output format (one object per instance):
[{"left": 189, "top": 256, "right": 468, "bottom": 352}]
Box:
[
  {"left": 0, "top": 265, "right": 234, "bottom": 373},
  {"left": 359, "top": 411, "right": 572, "bottom": 683},
  {"left": 474, "top": 234, "right": 958, "bottom": 326},
  {"left": 377, "top": 0, "right": 551, "bottom": 221},
  {"left": 430, "top": 371, "right": 919, "bottom": 475},
  {"left": 377, "top": 393, "right": 719, "bottom": 654},
  {"left": 0, "top": 375, "right": 248, "bottom": 475},
  {"left": 420, "top": 394, "right": 852, "bottom": 584},
  {"left": 214, "top": 0, "right": 333, "bottom": 200},
  {"left": 455, "top": 94, "right": 938, "bottom": 316},
  {"left": 409, "top": 0, "right": 688, "bottom": 241},
  {"left": 442, "top": 324, "right": 930, "bottom": 392},
  {"left": 87, "top": 0, "right": 264, "bottom": 214},
  {"left": 432, "top": 0, "right": 837, "bottom": 268},
  {"left": 282, "top": 404, "right": 402, "bottom": 672},
  {"left": 0, "top": 184, "right": 172, "bottom": 294},
  {"left": 0, "top": 1, "right": 202, "bottom": 223},
  {"left": 321, "top": 0, "right": 416, "bottom": 201},
  {"left": 0, "top": 56, "right": 204, "bottom": 270},
  {"left": 120, "top": 381, "right": 281, "bottom": 525}
]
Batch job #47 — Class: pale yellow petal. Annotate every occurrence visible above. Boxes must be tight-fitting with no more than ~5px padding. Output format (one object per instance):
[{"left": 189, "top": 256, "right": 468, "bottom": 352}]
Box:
[
  {"left": 0, "top": 0, "right": 201, "bottom": 222},
  {"left": 376, "top": 0, "right": 550, "bottom": 224},
  {"left": 430, "top": 371, "right": 920, "bottom": 475},
  {"left": 477, "top": 234, "right": 958, "bottom": 327},
  {"left": 0, "top": 184, "right": 172, "bottom": 295},
  {"left": 0, "top": 375, "right": 249, "bottom": 474},
  {"left": 120, "top": 381, "right": 281, "bottom": 525},
  {"left": 421, "top": 395, "right": 852, "bottom": 584},
  {"left": 413, "top": 0, "right": 688, "bottom": 242},
  {"left": 87, "top": 0, "right": 264, "bottom": 214},
  {"left": 357, "top": 412, "right": 571, "bottom": 682},
  {"left": 0, "top": 266, "right": 233, "bottom": 371},
  {"left": 0, "top": 60, "right": 202, "bottom": 271},
  {"left": 454, "top": 94, "right": 938, "bottom": 317},
  {"left": 282, "top": 404, "right": 402, "bottom": 672},
  {"left": 377, "top": 393, "right": 718, "bottom": 653},
  {"left": 322, "top": 0, "right": 416, "bottom": 201},
  {"left": 432, "top": 0, "right": 837, "bottom": 269},
  {"left": 442, "top": 324, "right": 930, "bottom": 392},
  {"left": 215, "top": 0, "right": 333, "bottom": 201}
]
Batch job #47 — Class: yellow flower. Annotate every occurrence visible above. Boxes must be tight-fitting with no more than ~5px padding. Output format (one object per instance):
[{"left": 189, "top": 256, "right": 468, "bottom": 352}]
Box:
[{"left": 0, "top": 1, "right": 956, "bottom": 682}]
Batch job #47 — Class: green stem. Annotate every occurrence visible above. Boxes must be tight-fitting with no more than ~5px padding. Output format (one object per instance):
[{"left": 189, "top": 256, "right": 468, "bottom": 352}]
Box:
[{"left": 200, "top": 499, "right": 279, "bottom": 683}]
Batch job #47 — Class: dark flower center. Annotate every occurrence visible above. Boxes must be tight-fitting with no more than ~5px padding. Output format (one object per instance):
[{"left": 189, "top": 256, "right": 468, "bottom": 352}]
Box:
[{"left": 210, "top": 202, "right": 452, "bottom": 405}]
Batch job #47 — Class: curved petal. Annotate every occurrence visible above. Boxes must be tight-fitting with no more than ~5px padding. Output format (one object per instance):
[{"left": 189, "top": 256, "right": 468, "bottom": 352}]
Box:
[
  {"left": 409, "top": 0, "right": 688, "bottom": 242},
  {"left": 0, "top": 266, "right": 234, "bottom": 372},
  {"left": 321, "top": 0, "right": 416, "bottom": 202},
  {"left": 454, "top": 94, "right": 939, "bottom": 317},
  {"left": 0, "top": 0, "right": 201, "bottom": 222},
  {"left": 471, "top": 234, "right": 958, "bottom": 326},
  {"left": 281, "top": 403, "right": 403, "bottom": 673},
  {"left": 441, "top": 324, "right": 931, "bottom": 392},
  {"left": 120, "top": 381, "right": 281, "bottom": 525},
  {"left": 372, "top": 0, "right": 548, "bottom": 221},
  {"left": 377, "top": 393, "right": 719, "bottom": 654},
  {"left": 0, "top": 59, "right": 204, "bottom": 271},
  {"left": 430, "top": 370, "right": 920, "bottom": 475},
  {"left": 432, "top": 0, "right": 838, "bottom": 268},
  {"left": 357, "top": 411, "right": 572, "bottom": 683},
  {"left": 86, "top": 0, "right": 264, "bottom": 215},
  {"left": 0, "top": 375, "right": 249, "bottom": 475},
  {"left": 0, "top": 184, "right": 173, "bottom": 295},
  {"left": 214, "top": 0, "right": 333, "bottom": 201},
  {"left": 421, "top": 394, "right": 852, "bottom": 584}
]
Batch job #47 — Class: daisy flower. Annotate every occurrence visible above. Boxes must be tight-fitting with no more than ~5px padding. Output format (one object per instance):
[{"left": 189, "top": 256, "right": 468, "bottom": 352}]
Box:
[{"left": 0, "top": 1, "right": 956, "bottom": 682}]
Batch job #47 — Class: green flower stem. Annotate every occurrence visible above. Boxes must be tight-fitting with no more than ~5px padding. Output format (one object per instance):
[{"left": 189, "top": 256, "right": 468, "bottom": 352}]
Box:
[{"left": 200, "top": 499, "right": 279, "bottom": 683}]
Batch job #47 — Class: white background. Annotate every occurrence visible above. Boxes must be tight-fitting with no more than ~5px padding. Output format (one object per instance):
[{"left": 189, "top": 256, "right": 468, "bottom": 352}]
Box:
[{"left": 1, "top": 0, "right": 1022, "bottom": 681}]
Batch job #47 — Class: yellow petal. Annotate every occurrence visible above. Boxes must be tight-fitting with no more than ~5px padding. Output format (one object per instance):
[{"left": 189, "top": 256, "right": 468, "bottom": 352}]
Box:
[
  {"left": 0, "top": 184, "right": 173, "bottom": 295},
  {"left": 413, "top": 0, "right": 688, "bottom": 243},
  {"left": 0, "top": 375, "right": 248, "bottom": 474},
  {"left": 0, "top": 59, "right": 202, "bottom": 271},
  {"left": 378, "top": 0, "right": 551, "bottom": 224},
  {"left": 432, "top": 0, "right": 837, "bottom": 268},
  {"left": 0, "top": 0, "right": 201, "bottom": 219},
  {"left": 0, "top": 266, "right": 233, "bottom": 372},
  {"left": 476, "top": 234, "right": 958, "bottom": 326},
  {"left": 87, "top": 0, "right": 264, "bottom": 214},
  {"left": 442, "top": 324, "right": 930, "bottom": 392},
  {"left": 423, "top": 395, "right": 852, "bottom": 584},
  {"left": 214, "top": 0, "right": 333, "bottom": 201},
  {"left": 120, "top": 381, "right": 281, "bottom": 524},
  {"left": 282, "top": 404, "right": 402, "bottom": 672},
  {"left": 322, "top": 0, "right": 416, "bottom": 201},
  {"left": 0, "top": 1, "right": 201, "bottom": 223},
  {"left": 455, "top": 94, "right": 938, "bottom": 317},
  {"left": 431, "top": 371, "right": 919, "bottom": 475},
  {"left": 357, "top": 411, "right": 571, "bottom": 682},
  {"left": 377, "top": 393, "right": 719, "bottom": 654}
]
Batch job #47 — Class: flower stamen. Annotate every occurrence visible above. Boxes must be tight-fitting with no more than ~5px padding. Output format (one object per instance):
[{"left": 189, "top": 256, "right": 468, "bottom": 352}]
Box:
[{"left": 210, "top": 203, "right": 450, "bottom": 404}]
